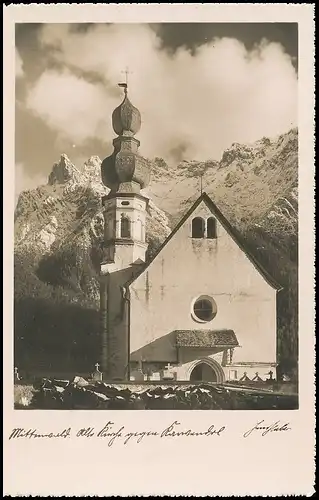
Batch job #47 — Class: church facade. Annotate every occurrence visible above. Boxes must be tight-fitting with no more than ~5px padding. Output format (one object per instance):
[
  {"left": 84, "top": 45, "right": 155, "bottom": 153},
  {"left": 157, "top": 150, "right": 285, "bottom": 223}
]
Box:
[{"left": 99, "top": 85, "right": 281, "bottom": 384}]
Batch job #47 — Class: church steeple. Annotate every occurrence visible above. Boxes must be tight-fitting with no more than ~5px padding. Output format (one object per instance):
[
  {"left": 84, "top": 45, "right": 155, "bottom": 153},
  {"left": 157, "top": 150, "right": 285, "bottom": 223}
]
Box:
[
  {"left": 100, "top": 83, "right": 150, "bottom": 271},
  {"left": 101, "top": 83, "right": 150, "bottom": 195}
]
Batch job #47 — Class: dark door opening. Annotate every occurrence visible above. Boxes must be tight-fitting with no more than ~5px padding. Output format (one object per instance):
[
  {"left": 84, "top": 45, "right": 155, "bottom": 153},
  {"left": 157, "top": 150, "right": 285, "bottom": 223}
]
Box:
[{"left": 190, "top": 363, "right": 218, "bottom": 382}]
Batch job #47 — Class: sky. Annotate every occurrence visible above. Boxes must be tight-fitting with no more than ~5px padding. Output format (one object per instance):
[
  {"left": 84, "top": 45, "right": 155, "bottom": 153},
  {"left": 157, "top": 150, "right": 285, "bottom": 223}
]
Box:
[{"left": 15, "top": 23, "right": 298, "bottom": 198}]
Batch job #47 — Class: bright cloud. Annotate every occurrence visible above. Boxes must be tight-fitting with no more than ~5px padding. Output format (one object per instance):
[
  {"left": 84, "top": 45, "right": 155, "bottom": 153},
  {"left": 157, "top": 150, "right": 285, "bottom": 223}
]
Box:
[
  {"left": 26, "top": 23, "right": 297, "bottom": 163},
  {"left": 26, "top": 70, "right": 116, "bottom": 144}
]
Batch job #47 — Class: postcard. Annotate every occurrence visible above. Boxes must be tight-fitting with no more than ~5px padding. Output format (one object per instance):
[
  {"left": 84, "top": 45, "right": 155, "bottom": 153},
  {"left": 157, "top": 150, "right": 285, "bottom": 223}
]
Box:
[{"left": 3, "top": 3, "right": 315, "bottom": 497}]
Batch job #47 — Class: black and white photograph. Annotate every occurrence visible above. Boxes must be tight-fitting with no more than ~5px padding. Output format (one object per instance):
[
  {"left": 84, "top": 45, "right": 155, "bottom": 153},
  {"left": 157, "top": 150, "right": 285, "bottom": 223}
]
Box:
[
  {"left": 4, "top": 4, "right": 315, "bottom": 498},
  {"left": 13, "top": 20, "right": 301, "bottom": 411}
]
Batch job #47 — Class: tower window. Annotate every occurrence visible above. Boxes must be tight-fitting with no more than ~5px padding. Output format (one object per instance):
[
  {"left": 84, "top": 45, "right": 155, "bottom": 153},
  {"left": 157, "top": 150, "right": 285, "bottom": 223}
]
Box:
[
  {"left": 192, "top": 217, "right": 205, "bottom": 238},
  {"left": 207, "top": 217, "right": 217, "bottom": 239},
  {"left": 120, "top": 215, "right": 131, "bottom": 238}
]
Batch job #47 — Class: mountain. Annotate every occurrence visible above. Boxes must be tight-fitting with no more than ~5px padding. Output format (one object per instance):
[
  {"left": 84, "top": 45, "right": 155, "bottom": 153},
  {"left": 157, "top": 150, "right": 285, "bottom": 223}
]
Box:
[
  {"left": 14, "top": 128, "right": 298, "bottom": 378},
  {"left": 14, "top": 154, "right": 172, "bottom": 373},
  {"left": 15, "top": 154, "right": 171, "bottom": 302},
  {"left": 148, "top": 128, "right": 298, "bottom": 232}
]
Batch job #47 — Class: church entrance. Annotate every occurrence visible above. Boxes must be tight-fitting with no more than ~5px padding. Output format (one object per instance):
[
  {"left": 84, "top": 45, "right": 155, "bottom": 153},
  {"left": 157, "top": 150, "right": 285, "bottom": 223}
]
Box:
[{"left": 189, "top": 362, "right": 218, "bottom": 382}]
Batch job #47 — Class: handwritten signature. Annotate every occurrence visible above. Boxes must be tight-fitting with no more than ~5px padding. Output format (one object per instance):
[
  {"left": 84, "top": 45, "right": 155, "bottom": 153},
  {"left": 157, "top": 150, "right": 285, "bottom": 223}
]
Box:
[
  {"left": 243, "top": 420, "right": 291, "bottom": 438},
  {"left": 8, "top": 427, "right": 72, "bottom": 440},
  {"left": 8, "top": 421, "right": 226, "bottom": 446},
  {"left": 8, "top": 420, "right": 291, "bottom": 445}
]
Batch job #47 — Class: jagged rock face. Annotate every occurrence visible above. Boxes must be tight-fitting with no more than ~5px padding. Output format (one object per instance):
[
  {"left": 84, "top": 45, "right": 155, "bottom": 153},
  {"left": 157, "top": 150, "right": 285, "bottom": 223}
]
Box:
[
  {"left": 15, "top": 128, "right": 298, "bottom": 288},
  {"left": 148, "top": 128, "right": 298, "bottom": 236},
  {"left": 255, "top": 186, "right": 298, "bottom": 248},
  {"left": 15, "top": 154, "right": 171, "bottom": 304},
  {"left": 48, "top": 154, "right": 84, "bottom": 185}
]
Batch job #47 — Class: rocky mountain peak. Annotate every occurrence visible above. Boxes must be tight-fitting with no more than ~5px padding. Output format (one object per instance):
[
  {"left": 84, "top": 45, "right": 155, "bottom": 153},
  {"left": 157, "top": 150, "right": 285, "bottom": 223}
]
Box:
[
  {"left": 14, "top": 128, "right": 298, "bottom": 280},
  {"left": 82, "top": 156, "right": 102, "bottom": 181},
  {"left": 14, "top": 151, "right": 171, "bottom": 275}
]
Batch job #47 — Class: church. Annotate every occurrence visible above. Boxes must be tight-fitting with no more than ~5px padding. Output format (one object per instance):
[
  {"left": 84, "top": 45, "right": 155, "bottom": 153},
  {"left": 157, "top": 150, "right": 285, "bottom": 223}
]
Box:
[{"left": 99, "top": 83, "right": 281, "bottom": 384}]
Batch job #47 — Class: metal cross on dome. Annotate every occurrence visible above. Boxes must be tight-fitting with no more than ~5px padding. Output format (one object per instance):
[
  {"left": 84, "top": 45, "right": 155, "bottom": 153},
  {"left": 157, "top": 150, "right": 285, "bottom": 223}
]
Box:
[
  {"left": 122, "top": 67, "right": 132, "bottom": 85},
  {"left": 118, "top": 67, "right": 133, "bottom": 94}
]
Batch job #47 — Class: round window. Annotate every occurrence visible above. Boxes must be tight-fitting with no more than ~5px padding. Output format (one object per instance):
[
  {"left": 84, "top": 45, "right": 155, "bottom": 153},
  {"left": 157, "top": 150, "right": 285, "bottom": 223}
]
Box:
[{"left": 192, "top": 296, "right": 217, "bottom": 323}]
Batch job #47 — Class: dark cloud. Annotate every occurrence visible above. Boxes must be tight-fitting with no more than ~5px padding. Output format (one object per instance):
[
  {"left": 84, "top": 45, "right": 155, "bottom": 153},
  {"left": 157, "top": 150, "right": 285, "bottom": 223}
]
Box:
[
  {"left": 169, "top": 142, "right": 191, "bottom": 164},
  {"left": 16, "top": 22, "right": 298, "bottom": 59},
  {"left": 68, "top": 23, "right": 112, "bottom": 34},
  {"left": 155, "top": 23, "right": 298, "bottom": 68},
  {"left": 15, "top": 23, "right": 51, "bottom": 83}
]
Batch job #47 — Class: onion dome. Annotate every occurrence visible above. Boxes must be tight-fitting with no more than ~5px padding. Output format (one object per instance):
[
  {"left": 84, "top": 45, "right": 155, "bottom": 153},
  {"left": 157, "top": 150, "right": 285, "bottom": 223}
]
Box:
[
  {"left": 112, "top": 93, "right": 141, "bottom": 137},
  {"left": 101, "top": 85, "right": 150, "bottom": 194}
]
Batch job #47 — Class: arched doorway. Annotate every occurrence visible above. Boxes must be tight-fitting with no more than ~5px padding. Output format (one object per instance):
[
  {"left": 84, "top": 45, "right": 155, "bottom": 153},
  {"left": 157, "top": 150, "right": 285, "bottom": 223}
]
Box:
[
  {"left": 188, "top": 359, "right": 225, "bottom": 383},
  {"left": 190, "top": 363, "right": 217, "bottom": 382}
]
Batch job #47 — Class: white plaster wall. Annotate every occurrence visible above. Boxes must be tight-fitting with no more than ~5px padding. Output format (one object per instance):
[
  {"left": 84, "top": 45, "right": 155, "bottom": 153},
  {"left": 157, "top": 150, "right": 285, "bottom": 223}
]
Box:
[
  {"left": 129, "top": 200, "right": 277, "bottom": 366},
  {"left": 105, "top": 268, "right": 134, "bottom": 379},
  {"left": 225, "top": 364, "right": 277, "bottom": 381}
]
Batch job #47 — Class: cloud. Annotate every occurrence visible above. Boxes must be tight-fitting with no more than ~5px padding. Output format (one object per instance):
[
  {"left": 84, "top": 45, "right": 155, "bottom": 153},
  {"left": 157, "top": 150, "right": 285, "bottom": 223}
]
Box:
[
  {"left": 26, "top": 24, "right": 297, "bottom": 163},
  {"left": 16, "top": 49, "right": 24, "bottom": 78},
  {"left": 26, "top": 69, "right": 116, "bottom": 144},
  {"left": 15, "top": 162, "right": 47, "bottom": 202}
]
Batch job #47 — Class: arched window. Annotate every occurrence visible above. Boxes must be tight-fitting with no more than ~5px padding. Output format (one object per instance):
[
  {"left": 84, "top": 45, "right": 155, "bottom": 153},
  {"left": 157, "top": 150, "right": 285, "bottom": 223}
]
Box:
[
  {"left": 120, "top": 215, "right": 131, "bottom": 238},
  {"left": 191, "top": 217, "right": 205, "bottom": 238},
  {"left": 207, "top": 217, "right": 217, "bottom": 239}
]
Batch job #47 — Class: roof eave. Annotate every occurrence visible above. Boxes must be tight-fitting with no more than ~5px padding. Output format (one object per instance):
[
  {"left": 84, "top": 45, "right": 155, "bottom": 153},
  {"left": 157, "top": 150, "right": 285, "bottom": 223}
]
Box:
[{"left": 126, "top": 191, "right": 283, "bottom": 291}]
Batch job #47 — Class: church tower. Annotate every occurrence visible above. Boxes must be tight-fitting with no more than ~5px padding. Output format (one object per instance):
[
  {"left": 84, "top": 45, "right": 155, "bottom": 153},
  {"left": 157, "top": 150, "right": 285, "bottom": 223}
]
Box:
[
  {"left": 100, "top": 83, "right": 150, "bottom": 272},
  {"left": 99, "top": 82, "right": 150, "bottom": 379}
]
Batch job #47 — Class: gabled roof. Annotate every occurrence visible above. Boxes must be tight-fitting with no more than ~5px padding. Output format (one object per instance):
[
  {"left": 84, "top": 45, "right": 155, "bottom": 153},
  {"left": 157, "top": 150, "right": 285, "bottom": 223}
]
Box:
[
  {"left": 175, "top": 329, "right": 239, "bottom": 348},
  {"left": 126, "top": 192, "right": 282, "bottom": 291}
]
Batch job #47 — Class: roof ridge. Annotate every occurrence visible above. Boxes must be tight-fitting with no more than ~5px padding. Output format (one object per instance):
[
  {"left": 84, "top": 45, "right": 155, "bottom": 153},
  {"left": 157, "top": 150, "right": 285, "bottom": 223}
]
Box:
[
  {"left": 125, "top": 192, "right": 282, "bottom": 291},
  {"left": 125, "top": 192, "right": 207, "bottom": 286}
]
